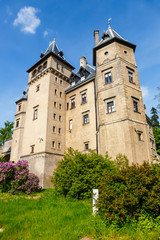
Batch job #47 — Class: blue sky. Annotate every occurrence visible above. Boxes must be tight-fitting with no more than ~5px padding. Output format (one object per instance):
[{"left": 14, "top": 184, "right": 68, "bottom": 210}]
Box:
[{"left": 0, "top": 0, "right": 160, "bottom": 127}]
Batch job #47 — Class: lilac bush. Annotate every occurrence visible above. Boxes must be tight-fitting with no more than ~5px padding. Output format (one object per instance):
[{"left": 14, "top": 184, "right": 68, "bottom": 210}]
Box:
[
  {"left": 0, "top": 160, "right": 40, "bottom": 194},
  {"left": 0, "top": 161, "right": 15, "bottom": 191}
]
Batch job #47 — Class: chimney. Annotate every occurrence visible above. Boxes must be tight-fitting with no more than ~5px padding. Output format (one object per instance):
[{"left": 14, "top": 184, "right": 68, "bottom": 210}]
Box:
[
  {"left": 80, "top": 56, "right": 87, "bottom": 68},
  {"left": 94, "top": 30, "right": 99, "bottom": 46}
]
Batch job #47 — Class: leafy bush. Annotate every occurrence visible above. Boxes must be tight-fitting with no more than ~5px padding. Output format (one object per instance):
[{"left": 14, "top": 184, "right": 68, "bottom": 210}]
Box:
[
  {"left": 52, "top": 148, "right": 116, "bottom": 199},
  {"left": 0, "top": 161, "right": 15, "bottom": 191},
  {"left": 0, "top": 156, "right": 7, "bottom": 162},
  {"left": 97, "top": 162, "right": 160, "bottom": 226},
  {"left": 0, "top": 160, "right": 40, "bottom": 194}
]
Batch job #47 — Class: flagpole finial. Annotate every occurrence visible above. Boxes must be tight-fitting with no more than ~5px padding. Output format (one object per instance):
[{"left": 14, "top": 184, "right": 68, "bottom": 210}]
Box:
[{"left": 108, "top": 18, "right": 112, "bottom": 28}]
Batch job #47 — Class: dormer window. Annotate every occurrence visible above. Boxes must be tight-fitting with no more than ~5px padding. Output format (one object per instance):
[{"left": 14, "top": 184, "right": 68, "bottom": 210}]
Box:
[{"left": 81, "top": 76, "right": 85, "bottom": 81}]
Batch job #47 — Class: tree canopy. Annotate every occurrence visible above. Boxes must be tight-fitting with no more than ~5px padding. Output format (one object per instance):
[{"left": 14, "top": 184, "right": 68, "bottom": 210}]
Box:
[
  {"left": 150, "top": 107, "right": 159, "bottom": 127},
  {"left": 0, "top": 121, "right": 14, "bottom": 146}
]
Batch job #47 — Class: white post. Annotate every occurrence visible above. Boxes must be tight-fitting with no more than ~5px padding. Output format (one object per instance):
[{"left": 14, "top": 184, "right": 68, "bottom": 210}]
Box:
[{"left": 92, "top": 189, "right": 99, "bottom": 215}]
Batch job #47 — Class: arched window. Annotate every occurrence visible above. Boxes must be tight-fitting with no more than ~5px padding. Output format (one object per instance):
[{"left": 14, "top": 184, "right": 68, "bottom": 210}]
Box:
[
  {"left": 43, "top": 61, "right": 47, "bottom": 69},
  {"left": 38, "top": 66, "right": 43, "bottom": 73},
  {"left": 32, "top": 69, "right": 37, "bottom": 77}
]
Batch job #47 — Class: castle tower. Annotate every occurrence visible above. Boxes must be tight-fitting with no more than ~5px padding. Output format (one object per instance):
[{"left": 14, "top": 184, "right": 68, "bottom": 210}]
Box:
[
  {"left": 11, "top": 39, "right": 74, "bottom": 187},
  {"left": 10, "top": 91, "right": 28, "bottom": 163},
  {"left": 93, "top": 24, "right": 152, "bottom": 164}
]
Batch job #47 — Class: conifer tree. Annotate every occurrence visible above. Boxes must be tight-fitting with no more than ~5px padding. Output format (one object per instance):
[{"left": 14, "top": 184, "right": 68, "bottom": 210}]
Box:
[{"left": 150, "top": 107, "right": 159, "bottom": 127}]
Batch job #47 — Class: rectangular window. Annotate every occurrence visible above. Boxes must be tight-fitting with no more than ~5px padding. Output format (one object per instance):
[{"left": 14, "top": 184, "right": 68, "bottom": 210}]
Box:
[
  {"left": 84, "top": 142, "right": 89, "bottom": 150},
  {"left": 83, "top": 114, "right": 89, "bottom": 124},
  {"left": 58, "top": 142, "right": 61, "bottom": 149},
  {"left": 16, "top": 120, "right": 20, "bottom": 128},
  {"left": 30, "top": 145, "right": 35, "bottom": 153},
  {"left": 105, "top": 72, "right": 112, "bottom": 84},
  {"left": 71, "top": 97, "right": 75, "bottom": 109},
  {"left": 137, "top": 131, "right": 143, "bottom": 141},
  {"left": 54, "top": 102, "right": 57, "bottom": 108},
  {"left": 81, "top": 92, "right": 87, "bottom": 104},
  {"left": 55, "top": 89, "right": 57, "bottom": 95},
  {"left": 58, "top": 128, "right": 61, "bottom": 134},
  {"left": 128, "top": 71, "right": 134, "bottom": 83},
  {"left": 53, "top": 126, "right": 56, "bottom": 133},
  {"left": 60, "top": 92, "right": 62, "bottom": 97},
  {"left": 66, "top": 102, "right": 69, "bottom": 110},
  {"left": 107, "top": 101, "right": 115, "bottom": 113},
  {"left": 133, "top": 100, "right": 139, "bottom": 113},
  {"left": 53, "top": 113, "right": 56, "bottom": 120},
  {"left": 69, "top": 120, "right": 72, "bottom": 130},
  {"left": 52, "top": 141, "right": 55, "bottom": 148},
  {"left": 33, "top": 109, "right": 38, "bottom": 120},
  {"left": 18, "top": 104, "right": 21, "bottom": 112},
  {"left": 36, "top": 84, "right": 40, "bottom": 92}
]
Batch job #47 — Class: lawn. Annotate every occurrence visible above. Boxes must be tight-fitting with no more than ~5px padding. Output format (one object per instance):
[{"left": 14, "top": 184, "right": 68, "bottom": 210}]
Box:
[
  {"left": 0, "top": 189, "right": 160, "bottom": 240},
  {"left": 0, "top": 189, "right": 94, "bottom": 240}
]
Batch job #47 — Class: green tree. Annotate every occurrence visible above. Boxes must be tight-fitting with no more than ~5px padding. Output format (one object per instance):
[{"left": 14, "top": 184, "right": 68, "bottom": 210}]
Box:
[
  {"left": 153, "top": 126, "right": 160, "bottom": 155},
  {"left": 0, "top": 121, "right": 14, "bottom": 146},
  {"left": 150, "top": 107, "right": 159, "bottom": 127}
]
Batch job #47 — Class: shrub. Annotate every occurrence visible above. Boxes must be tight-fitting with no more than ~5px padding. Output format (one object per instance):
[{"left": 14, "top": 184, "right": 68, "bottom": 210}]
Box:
[
  {"left": 52, "top": 148, "right": 116, "bottom": 199},
  {"left": 0, "top": 160, "right": 40, "bottom": 194},
  {"left": 0, "top": 161, "right": 15, "bottom": 191},
  {"left": 97, "top": 162, "right": 160, "bottom": 226}
]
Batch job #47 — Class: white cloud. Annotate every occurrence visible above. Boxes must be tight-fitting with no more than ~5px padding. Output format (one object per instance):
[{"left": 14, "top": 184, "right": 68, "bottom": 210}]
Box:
[
  {"left": 43, "top": 30, "right": 49, "bottom": 38},
  {"left": 13, "top": 6, "right": 40, "bottom": 34},
  {"left": 141, "top": 86, "right": 149, "bottom": 98}
]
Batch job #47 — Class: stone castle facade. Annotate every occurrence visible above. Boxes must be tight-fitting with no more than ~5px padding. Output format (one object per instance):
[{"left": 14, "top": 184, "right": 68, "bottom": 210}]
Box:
[{"left": 9, "top": 24, "right": 157, "bottom": 187}]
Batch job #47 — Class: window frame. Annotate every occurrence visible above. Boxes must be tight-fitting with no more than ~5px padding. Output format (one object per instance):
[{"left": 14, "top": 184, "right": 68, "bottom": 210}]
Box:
[
  {"left": 105, "top": 71, "right": 112, "bottom": 84},
  {"left": 132, "top": 97, "right": 139, "bottom": 113},
  {"left": 84, "top": 142, "right": 89, "bottom": 151},
  {"left": 33, "top": 108, "right": 38, "bottom": 120},
  {"left": 81, "top": 92, "right": 87, "bottom": 104},
  {"left": 16, "top": 119, "right": 20, "bottom": 128},
  {"left": 83, "top": 113, "right": 89, "bottom": 125},
  {"left": 70, "top": 97, "right": 76, "bottom": 109},
  {"left": 18, "top": 104, "right": 21, "bottom": 112},
  {"left": 69, "top": 119, "right": 72, "bottom": 131},
  {"left": 30, "top": 145, "right": 35, "bottom": 154}
]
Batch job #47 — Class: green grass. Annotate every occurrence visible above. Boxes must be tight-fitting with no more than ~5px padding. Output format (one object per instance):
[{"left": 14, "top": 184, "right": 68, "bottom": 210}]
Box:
[
  {"left": 0, "top": 189, "right": 94, "bottom": 240},
  {"left": 0, "top": 189, "right": 160, "bottom": 240}
]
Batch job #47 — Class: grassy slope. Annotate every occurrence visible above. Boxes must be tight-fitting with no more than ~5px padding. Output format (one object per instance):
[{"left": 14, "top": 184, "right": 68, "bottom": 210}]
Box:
[
  {"left": 0, "top": 189, "right": 93, "bottom": 240},
  {"left": 0, "top": 189, "right": 160, "bottom": 240}
]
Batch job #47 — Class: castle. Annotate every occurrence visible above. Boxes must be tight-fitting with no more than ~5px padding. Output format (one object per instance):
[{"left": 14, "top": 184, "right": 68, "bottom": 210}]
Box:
[{"left": 8, "top": 23, "right": 157, "bottom": 187}]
